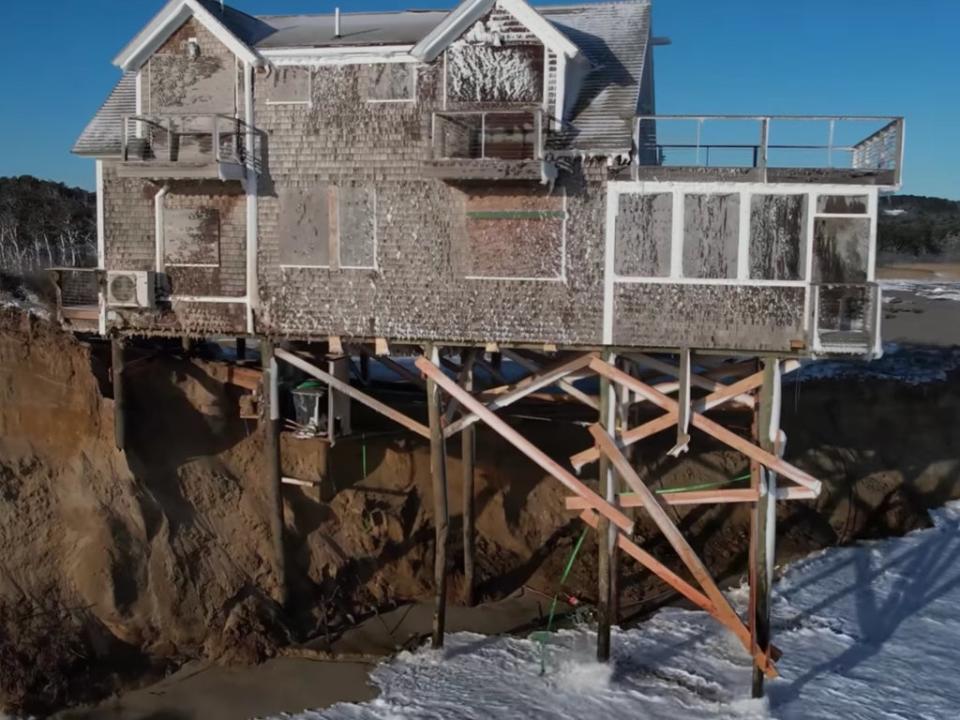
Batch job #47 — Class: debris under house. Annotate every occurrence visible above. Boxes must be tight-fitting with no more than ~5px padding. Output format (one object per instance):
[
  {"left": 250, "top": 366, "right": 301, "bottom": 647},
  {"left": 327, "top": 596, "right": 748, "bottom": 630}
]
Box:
[{"left": 64, "top": 0, "right": 905, "bottom": 700}]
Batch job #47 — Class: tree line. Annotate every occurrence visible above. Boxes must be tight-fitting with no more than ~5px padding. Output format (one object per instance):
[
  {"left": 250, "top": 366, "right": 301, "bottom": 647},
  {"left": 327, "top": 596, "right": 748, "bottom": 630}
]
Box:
[{"left": 0, "top": 176, "right": 96, "bottom": 274}]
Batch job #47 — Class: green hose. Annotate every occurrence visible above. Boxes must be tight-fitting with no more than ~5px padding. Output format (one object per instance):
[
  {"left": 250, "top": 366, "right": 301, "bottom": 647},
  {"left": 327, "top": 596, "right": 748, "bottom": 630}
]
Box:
[
  {"left": 533, "top": 526, "right": 589, "bottom": 674},
  {"left": 649, "top": 472, "right": 751, "bottom": 496}
]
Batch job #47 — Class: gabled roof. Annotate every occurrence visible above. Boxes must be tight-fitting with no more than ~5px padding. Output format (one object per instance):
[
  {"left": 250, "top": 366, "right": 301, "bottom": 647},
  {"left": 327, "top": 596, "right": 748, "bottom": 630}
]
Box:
[
  {"left": 79, "top": 1, "right": 652, "bottom": 157},
  {"left": 547, "top": 1, "right": 652, "bottom": 154},
  {"left": 113, "top": 0, "right": 267, "bottom": 70},
  {"left": 411, "top": 0, "right": 580, "bottom": 63},
  {"left": 72, "top": 72, "right": 136, "bottom": 157}
]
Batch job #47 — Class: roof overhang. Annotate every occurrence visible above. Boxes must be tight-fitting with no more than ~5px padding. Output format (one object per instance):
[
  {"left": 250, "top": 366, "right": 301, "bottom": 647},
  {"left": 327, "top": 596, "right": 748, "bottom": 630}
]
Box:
[
  {"left": 411, "top": 0, "right": 580, "bottom": 63},
  {"left": 113, "top": 0, "right": 262, "bottom": 71}
]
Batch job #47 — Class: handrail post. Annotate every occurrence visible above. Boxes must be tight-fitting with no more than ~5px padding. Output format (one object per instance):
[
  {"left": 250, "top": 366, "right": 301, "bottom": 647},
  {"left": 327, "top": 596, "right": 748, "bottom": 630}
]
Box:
[
  {"left": 212, "top": 114, "right": 220, "bottom": 164},
  {"left": 758, "top": 118, "right": 770, "bottom": 182},
  {"left": 480, "top": 112, "right": 486, "bottom": 159}
]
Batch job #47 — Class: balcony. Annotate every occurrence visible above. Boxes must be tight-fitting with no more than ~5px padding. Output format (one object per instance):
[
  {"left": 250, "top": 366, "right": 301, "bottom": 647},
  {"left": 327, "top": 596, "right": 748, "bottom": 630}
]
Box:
[
  {"left": 118, "top": 114, "right": 262, "bottom": 181},
  {"left": 633, "top": 115, "right": 904, "bottom": 189},
  {"left": 426, "top": 108, "right": 546, "bottom": 180}
]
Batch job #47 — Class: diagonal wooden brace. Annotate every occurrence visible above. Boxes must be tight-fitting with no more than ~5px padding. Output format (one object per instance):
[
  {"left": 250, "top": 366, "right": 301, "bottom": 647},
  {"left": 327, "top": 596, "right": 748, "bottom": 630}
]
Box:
[
  {"left": 443, "top": 352, "right": 597, "bottom": 439},
  {"left": 414, "top": 356, "right": 634, "bottom": 534},
  {"left": 589, "top": 424, "right": 778, "bottom": 677},
  {"left": 589, "top": 357, "right": 821, "bottom": 496}
]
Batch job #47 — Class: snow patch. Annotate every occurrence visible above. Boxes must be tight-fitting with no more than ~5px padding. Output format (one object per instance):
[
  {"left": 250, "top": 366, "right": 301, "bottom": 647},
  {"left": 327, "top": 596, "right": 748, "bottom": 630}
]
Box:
[
  {"left": 447, "top": 43, "right": 541, "bottom": 103},
  {"left": 881, "top": 279, "right": 960, "bottom": 302},
  {"left": 283, "top": 501, "right": 960, "bottom": 719}
]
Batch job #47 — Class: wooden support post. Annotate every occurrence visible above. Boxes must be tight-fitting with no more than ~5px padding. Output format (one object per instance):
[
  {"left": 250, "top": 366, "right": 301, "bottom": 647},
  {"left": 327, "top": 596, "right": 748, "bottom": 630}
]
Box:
[
  {"left": 752, "top": 357, "right": 780, "bottom": 697},
  {"left": 462, "top": 352, "right": 477, "bottom": 607},
  {"left": 426, "top": 345, "right": 450, "bottom": 648},
  {"left": 596, "top": 351, "right": 617, "bottom": 662},
  {"left": 590, "top": 424, "right": 777, "bottom": 677},
  {"left": 360, "top": 352, "right": 370, "bottom": 382},
  {"left": 235, "top": 337, "right": 246, "bottom": 361},
  {"left": 262, "top": 339, "right": 288, "bottom": 608},
  {"left": 111, "top": 337, "right": 126, "bottom": 451}
]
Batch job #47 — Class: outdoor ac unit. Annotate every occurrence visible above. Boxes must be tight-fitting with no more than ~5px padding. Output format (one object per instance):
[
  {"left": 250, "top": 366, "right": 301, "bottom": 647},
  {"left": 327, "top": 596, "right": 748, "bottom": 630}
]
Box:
[{"left": 106, "top": 270, "right": 155, "bottom": 308}]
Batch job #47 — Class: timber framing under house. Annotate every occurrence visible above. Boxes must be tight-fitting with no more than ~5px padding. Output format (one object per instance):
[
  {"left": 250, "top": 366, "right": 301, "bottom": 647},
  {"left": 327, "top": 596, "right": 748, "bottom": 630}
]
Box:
[{"left": 63, "top": 0, "right": 905, "bottom": 699}]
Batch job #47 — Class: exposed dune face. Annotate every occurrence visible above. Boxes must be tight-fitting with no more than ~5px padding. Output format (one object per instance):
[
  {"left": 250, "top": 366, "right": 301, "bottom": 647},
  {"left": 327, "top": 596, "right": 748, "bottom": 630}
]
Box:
[{"left": 0, "top": 308, "right": 958, "bottom": 715}]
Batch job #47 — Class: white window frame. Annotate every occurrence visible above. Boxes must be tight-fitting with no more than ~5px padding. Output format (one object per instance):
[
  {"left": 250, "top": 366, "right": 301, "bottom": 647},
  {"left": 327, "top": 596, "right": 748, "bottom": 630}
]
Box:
[
  {"left": 365, "top": 64, "right": 418, "bottom": 104},
  {"left": 279, "top": 186, "right": 378, "bottom": 272},
  {"left": 264, "top": 66, "right": 313, "bottom": 107},
  {"left": 603, "top": 181, "right": 880, "bottom": 344}
]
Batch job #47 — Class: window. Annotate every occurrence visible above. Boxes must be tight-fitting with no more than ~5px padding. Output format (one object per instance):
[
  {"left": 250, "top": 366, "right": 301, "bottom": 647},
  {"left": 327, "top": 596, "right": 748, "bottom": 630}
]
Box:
[
  {"left": 265, "top": 67, "right": 311, "bottom": 106},
  {"left": 459, "top": 187, "right": 565, "bottom": 280},
  {"left": 615, "top": 193, "right": 672, "bottom": 277},
  {"left": 278, "top": 185, "right": 376, "bottom": 270},
  {"left": 446, "top": 45, "right": 543, "bottom": 104},
  {"left": 749, "top": 194, "right": 807, "bottom": 280},
  {"left": 683, "top": 194, "right": 739, "bottom": 279},
  {"left": 365, "top": 64, "right": 416, "bottom": 102},
  {"left": 164, "top": 208, "right": 220, "bottom": 266}
]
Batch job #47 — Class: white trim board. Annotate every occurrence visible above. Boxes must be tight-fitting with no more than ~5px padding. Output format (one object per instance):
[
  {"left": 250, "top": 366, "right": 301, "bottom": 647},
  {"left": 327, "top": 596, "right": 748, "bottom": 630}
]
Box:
[
  {"left": 263, "top": 45, "right": 417, "bottom": 66},
  {"left": 114, "top": 0, "right": 262, "bottom": 71}
]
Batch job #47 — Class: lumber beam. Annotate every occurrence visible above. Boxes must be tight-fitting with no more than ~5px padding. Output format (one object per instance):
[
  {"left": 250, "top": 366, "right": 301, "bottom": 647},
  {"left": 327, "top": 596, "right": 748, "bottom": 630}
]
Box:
[
  {"left": 569, "top": 370, "right": 767, "bottom": 471},
  {"left": 752, "top": 358, "right": 779, "bottom": 697},
  {"left": 502, "top": 349, "right": 599, "bottom": 410},
  {"left": 461, "top": 352, "right": 477, "bottom": 607},
  {"left": 111, "top": 337, "right": 126, "bottom": 451},
  {"left": 596, "top": 352, "right": 616, "bottom": 662},
  {"left": 565, "top": 488, "right": 760, "bottom": 509},
  {"left": 366, "top": 351, "right": 426, "bottom": 390},
  {"left": 588, "top": 358, "right": 820, "bottom": 496},
  {"left": 275, "top": 347, "right": 430, "bottom": 440},
  {"left": 414, "top": 356, "right": 634, "bottom": 534},
  {"left": 579, "top": 510, "right": 715, "bottom": 615},
  {"left": 589, "top": 425, "right": 777, "bottom": 678},
  {"left": 442, "top": 352, "right": 596, "bottom": 439},
  {"left": 426, "top": 345, "right": 449, "bottom": 649},
  {"left": 262, "top": 339, "right": 288, "bottom": 608},
  {"left": 629, "top": 352, "right": 755, "bottom": 408}
]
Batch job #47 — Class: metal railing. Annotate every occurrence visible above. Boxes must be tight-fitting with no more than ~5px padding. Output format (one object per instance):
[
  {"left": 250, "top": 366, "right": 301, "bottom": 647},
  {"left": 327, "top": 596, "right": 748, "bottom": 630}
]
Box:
[
  {"left": 633, "top": 115, "right": 904, "bottom": 186},
  {"left": 121, "top": 113, "right": 262, "bottom": 173},
  {"left": 432, "top": 108, "right": 544, "bottom": 161}
]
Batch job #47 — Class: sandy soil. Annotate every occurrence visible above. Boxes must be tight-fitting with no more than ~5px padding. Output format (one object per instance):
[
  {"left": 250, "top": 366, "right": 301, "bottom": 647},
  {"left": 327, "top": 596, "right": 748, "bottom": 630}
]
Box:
[
  {"left": 876, "top": 261, "right": 960, "bottom": 281},
  {"left": 1, "top": 305, "right": 959, "bottom": 717}
]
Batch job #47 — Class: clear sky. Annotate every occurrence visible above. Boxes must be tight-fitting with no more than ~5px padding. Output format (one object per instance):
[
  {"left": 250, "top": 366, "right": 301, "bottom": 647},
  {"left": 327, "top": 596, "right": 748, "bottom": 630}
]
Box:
[{"left": 0, "top": 0, "right": 956, "bottom": 198}]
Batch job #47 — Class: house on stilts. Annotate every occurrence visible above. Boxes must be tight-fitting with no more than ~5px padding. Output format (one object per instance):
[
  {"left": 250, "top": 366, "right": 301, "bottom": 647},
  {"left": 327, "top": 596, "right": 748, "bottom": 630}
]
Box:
[{"left": 63, "top": 0, "right": 904, "bottom": 696}]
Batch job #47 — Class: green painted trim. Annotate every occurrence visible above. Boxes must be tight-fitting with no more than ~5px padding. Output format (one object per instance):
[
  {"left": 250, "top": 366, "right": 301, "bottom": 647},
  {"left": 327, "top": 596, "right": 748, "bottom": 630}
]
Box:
[{"left": 466, "top": 210, "right": 566, "bottom": 220}]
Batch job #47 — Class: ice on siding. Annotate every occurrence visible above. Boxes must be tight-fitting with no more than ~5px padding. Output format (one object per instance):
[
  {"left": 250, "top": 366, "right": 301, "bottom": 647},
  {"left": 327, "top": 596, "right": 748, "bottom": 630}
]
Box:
[
  {"left": 280, "top": 502, "right": 960, "bottom": 719},
  {"left": 447, "top": 32, "right": 541, "bottom": 103}
]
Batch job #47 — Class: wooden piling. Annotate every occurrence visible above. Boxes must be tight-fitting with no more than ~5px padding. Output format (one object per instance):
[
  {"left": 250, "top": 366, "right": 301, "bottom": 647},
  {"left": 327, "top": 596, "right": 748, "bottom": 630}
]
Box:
[
  {"left": 461, "top": 351, "right": 477, "bottom": 607},
  {"left": 596, "top": 351, "right": 616, "bottom": 662},
  {"left": 751, "top": 357, "right": 778, "bottom": 697},
  {"left": 262, "top": 339, "right": 288, "bottom": 608},
  {"left": 426, "top": 345, "right": 450, "bottom": 648},
  {"left": 111, "top": 337, "right": 126, "bottom": 451}
]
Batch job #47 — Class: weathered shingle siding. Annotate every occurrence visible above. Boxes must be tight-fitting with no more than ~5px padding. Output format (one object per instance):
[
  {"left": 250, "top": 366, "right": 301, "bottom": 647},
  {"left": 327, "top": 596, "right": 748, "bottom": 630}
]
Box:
[{"left": 256, "top": 59, "right": 609, "bottom": 345}]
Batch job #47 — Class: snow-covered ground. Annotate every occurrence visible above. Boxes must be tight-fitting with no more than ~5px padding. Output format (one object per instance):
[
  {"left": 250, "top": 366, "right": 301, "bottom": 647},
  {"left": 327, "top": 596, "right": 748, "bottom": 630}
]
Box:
[
  {"left": 284, "top": 502, "right": 960, "bottom": 720},
  {"left": 881, "top": 279, "right": 960, "bottom": 303}
]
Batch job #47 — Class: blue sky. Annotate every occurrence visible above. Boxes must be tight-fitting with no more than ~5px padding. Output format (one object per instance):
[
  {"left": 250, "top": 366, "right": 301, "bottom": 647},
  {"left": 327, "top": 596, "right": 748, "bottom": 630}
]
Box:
[{"left": 0, "top": 0, "right": 956, "bottom": 198}]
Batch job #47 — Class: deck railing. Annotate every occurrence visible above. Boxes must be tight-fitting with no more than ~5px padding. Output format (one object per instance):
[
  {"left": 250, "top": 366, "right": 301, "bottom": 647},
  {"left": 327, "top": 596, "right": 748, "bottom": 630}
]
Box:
[
  {"left": 121, "top": 114, "right": 262, "bottom": 174},
  {"left": 432, "top": 108, "right": 544, "bottom": 161},
  {"left": 633, "top": 115, "right": 904, "bottom": 187}
]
